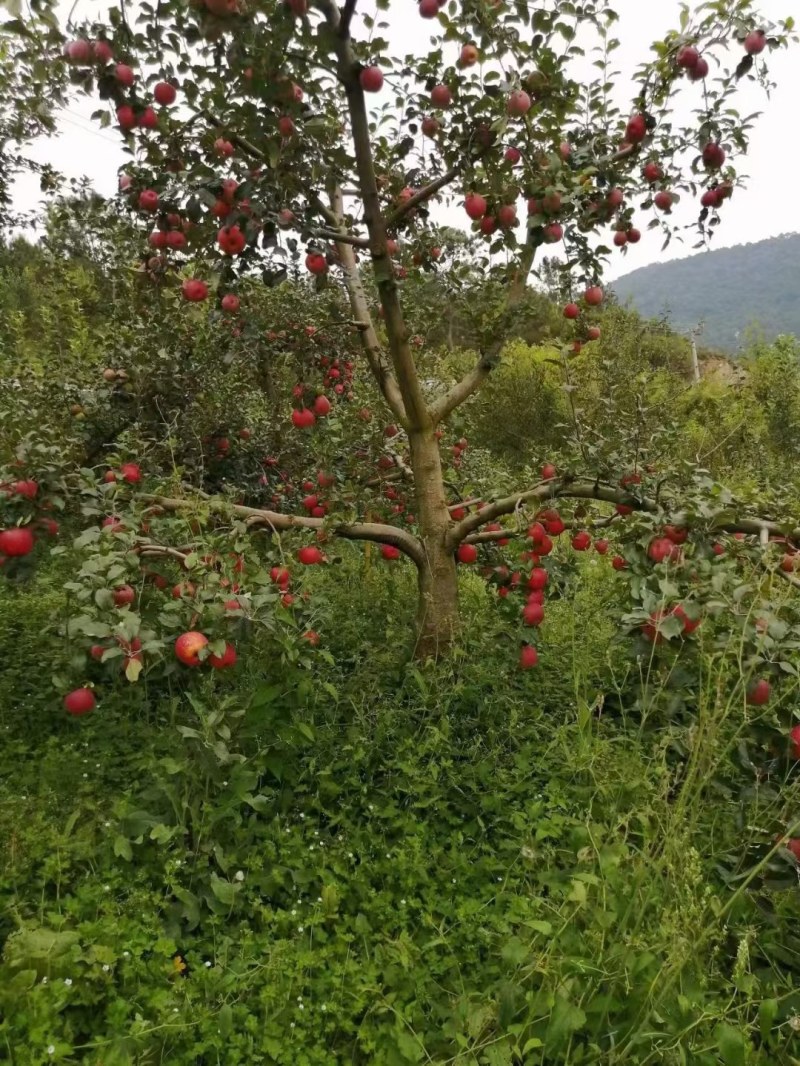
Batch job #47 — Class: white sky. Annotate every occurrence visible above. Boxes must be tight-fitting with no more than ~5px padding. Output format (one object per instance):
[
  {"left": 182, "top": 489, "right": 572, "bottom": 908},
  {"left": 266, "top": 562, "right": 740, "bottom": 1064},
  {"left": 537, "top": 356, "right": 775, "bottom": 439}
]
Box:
[{"left": 10, "top": 0, "right": 798, "bottom": 280}]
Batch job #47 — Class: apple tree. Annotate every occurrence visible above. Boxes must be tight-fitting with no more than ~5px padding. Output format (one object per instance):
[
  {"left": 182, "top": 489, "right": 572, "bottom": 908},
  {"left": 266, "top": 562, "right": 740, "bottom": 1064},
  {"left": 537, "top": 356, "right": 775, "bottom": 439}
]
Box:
[{"left": 2, "top": 0, "right": 800, "bottom": 699}]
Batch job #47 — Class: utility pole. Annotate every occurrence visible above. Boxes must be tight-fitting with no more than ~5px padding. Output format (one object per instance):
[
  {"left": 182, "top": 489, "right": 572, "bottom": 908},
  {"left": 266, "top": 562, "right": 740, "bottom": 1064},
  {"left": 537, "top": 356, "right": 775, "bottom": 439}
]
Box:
[{"left": 689, "top": 322, "right": 704, "bottom": 384}]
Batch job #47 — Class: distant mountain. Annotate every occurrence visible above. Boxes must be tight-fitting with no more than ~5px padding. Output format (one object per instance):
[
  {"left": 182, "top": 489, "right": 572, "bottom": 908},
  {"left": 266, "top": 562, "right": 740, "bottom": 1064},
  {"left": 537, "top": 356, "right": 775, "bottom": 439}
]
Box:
[{"left": 610, "top": 233, "right": 800, "bottom": 353}]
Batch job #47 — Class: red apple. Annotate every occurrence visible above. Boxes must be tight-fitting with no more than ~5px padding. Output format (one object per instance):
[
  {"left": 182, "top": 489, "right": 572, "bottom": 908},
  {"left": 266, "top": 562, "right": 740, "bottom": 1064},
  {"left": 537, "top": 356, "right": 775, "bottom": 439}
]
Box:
[
  {"left": 359, "top": 66, "right": 384, "bottom": 92},
  {"left": 457, "top": 543, "right": 478, "bottom": 564},
  {"left": 572, "top": 531, "right": 591, "bottom": 551},
  {"left": 744, "top": 29, "right": 766, "bottom": 55},
  {"left": 175, "top": 631, "right": 209, "bottom": 667},
  {"left": 64, "top": 687, "right": 96, "bottom": 715},
  {"left": 519, "top": 644, "right": 538, "bottom": 670},
  {"left": 746, "top": 679, "right": 771, "bottom": 706},
  {"left": 464, "top": 193, "right": 487, "bottom": 220},
  {"left": 297, "top": 545, "right": 325, "bottom": 564},
  {"left": 430, "top": 84, "right": 452, "bottom": 107},
  {"left": 154, "top": 81, "right": 177, "bottom": 105},
  {"left": 208, "top": 642, "right": 237, "bottom": 669},
  {"left": 0, "top": 527, "right": 35, "bottom": 556},
  {"left": 381, "top": 544, "right": 401, "bottom": 560},
  {"left": 113, "top": 584, "right": 135, "bottom": 607}
]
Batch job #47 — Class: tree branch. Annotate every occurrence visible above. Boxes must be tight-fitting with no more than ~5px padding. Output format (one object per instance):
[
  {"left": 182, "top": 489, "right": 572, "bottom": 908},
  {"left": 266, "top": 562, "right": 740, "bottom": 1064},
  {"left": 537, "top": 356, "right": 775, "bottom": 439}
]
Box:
[
  {"left": 317, "top": 0, "right": 430, "bottom": 430},
  {"left": 313, "top": 226, "right": 369, "bottom": 249},
  {"left": 385, "top": 163, "right": 463, "bottom": 229},
  {"left": 430, "top": 345, "right": 501, "bottom": 424},
  {"left": 447, "top": 477, "right": 800, "bottom": 549},
  {"left": 143, "top": 494, "right": 425, "bottom": 566},
  {"left": 339, "top": 0, "right": 357, "bottom": 37},
  {"left": 327, "top": 186, "right": 407, "bottom": 423}
]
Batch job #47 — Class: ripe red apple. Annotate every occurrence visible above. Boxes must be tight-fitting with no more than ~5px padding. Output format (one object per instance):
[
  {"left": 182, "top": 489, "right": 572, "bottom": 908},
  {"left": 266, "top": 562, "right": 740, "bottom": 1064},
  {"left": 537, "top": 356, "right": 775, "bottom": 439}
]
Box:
[
  {"left": 519, "top": 644, "right": 538, "bottom": 670},
  {"left": 115, "top": 62, "right": 135, "bottom": 86},
  {"left": 113, "top": 584, "right": 135, "bottom": 607},
  {"left": 676, "top": 45, "right": 700, "bottom": 69},
  {"left": 654, "top": 190, "right": 673, "bottom": 211},
  {"left": 65, "top": 39, "right": 93, "bottom": 63},
  {"left": 584, "top": 285, "right": 603, "bottom": 306},
  {"left": 688, "top": 56, "right": 709, "bottom": 80},
  {"left": 138, "top": 189, "right": 158, "bottom": 213},
  {"left": 313, "top": 394, "right": 332, "bottom": 417},
  {"left": 291, "top": 408, "right": 316, "bottom": 429},
  {"left": 563, "top": 303, "right": 580, "bottom": 320},
  {"left": 464, "top": 193, "right": 487, "bottom": 220},
  {"left": 594, "top": 538, "right": 609, "bottom": 555},
  {"left": 10, "top": 479, "right": 38, "bottom": 498},
  {"left": 497, "top": 204, "right": 517, "bottom": 228},
  {"left": 359, "top": 66, "right": 384, "bottom": 92},
  {"left": 303, "top": 630, "right": 321, "bottom": 645},
  {"left": 214, "top": 137, "right": 235, "bottom": 157},
  {"left": 504, "top": 146, "right": 521, "bottom": 164},
  {"left": 217, "top": 225, "right": 246, "bottom": 255},
  {"left": 746, "top": 679, "right": 771, "bottom": 706},
  {"left": 606, "top": 187, "right": 624, "bottom": 209},
  {"left": 625, "top": 113, "right": 647, "bottom": 144},
  {"left": 208, "top": 642, "right": 237, "bottom": 669},
  {"left": 102, "top": 516, "right": 125, "bottom": 533},
  {"left": 172, "top": 582, "right": 196, "bottom": 599},
  {"left": 0, "top": 527, "right": 35, "bottom": 556},
  {"left": 586, "top": 326, "right": 601, "bottom": 341},
  {"left": 626, "top": 227, "right": 641, "bottom": 243},
  {"left": 572, "top": 531, "right": 591, "bottom": 551},
  {"left": 744, "top": 29, "right": 766, "bottom": 55},
  {"left": 543, "top": 223, "right": 563, "bottom": 243},
  {"left": 117, "top": 105, "right": 137, "bottom": 131},
  {"left": 457, "top": 543, "right": 478, "bottom": 564},
  {"left": 305, "top": 252, "right": 328, "bottom": 275},
  {"left": 175, "top": 631, "right": 209, "bottom": 666},
  {"left": 613, "top": 231, "right": 627, "bottom": 247},
  {"left": 182, "top": 279, "right": 209, "bottom": 302},
  {"left": 64, "top": 687, "right": 96, "bottom": 715},
  {"left": 154, "top": 81, "right": 177, "bottom": 105},
  {"left": 120, "top": 462, "right": 141, "bottom": 484},
  {"left": 89, "top": 644, "right": 106, "bottom": 661},
  {"left": 138, "top": 107, "right": 157, "bottom": 129},
  {"left": 528, "top": 567, "right": 548, "bottom": 590},
  {"left": 430, "top": 84, "right": 452, "bottom": 107},
  {"left": 166, "top": 230, "right": 186, "bottom": 249},
  {"left": 671, "top": 603, "right": 701, "bottom": 635},
  {"left": 611, "top": 555, "right": 627, "bottom": 570},
  {"left": 277, "top": 115, "right": 296, "bottom": 138},
  {"left": 642, "top": 161, "right": 663, "bottom": 182},
  {"left": 221, "top": 294, "right": 240, "bottom": 313},
  {"left": 702, "top": 142, "right": 726, "bottom": 169},
  {"left": 789, "top": 723, "right": 800, "bottom": 759},
  {"left": 480, "top": 216, "right": 497, "bottom": 235},
  {"left": 93, "top": 40, "right": 113, "bottom": 63},
  {"left": 541, "top": 192, "right": 562, "bottom": 215},
  {"left": 421, "top": 115, "right": 440, "bottom": 137},
  {"left": 419, "top": 0, "right": 439, "bottom": 16},
  {"left": 298, "top": 545, "right": 325, "bottom": 565},
  {"left": 522, "top": 602, "right": 545, "bottom": 626},
  {"left": 506, "top": 90, "right": 531, "bottom": 117},
  {"left": 381, "top": 544, "right": 401, "bottom": 560},
  {"left": 460, "top": 43, "right": 478, "bottom": 66},
  {"left": 270, "top": 566, "right": 291, "bottom": 587},
  {"left": 648, "top": 536, "right": 676, "bottom": 563}
]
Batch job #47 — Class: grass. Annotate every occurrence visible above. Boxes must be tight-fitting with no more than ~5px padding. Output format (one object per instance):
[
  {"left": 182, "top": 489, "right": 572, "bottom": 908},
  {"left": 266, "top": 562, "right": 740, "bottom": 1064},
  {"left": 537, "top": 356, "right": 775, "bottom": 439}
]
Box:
[{"left": 1, "top": 554, "right": 800, "bottom": 1064}]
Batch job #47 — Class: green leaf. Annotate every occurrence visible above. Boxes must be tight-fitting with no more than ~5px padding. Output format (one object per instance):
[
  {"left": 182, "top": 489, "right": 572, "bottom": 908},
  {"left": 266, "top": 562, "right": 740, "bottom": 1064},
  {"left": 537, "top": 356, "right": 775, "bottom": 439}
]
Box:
[
  {"left": 545, "top": 996, "right": 586, "bottom": 1050},
  {"left": 715, "top": 1023, "right": 746, "bottom": 1066},
  {"left": 113, "top": 835, "right": 133, "bottom": 861},
  {"left": 210, "top": 875, "right": 238, "bottom": 905}
]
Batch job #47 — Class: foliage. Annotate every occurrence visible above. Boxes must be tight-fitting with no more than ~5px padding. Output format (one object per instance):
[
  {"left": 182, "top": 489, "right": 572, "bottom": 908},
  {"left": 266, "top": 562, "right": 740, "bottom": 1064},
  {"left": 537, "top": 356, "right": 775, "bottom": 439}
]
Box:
[{"left": 613, "top": 233, "right": 800, "bottom": 352}]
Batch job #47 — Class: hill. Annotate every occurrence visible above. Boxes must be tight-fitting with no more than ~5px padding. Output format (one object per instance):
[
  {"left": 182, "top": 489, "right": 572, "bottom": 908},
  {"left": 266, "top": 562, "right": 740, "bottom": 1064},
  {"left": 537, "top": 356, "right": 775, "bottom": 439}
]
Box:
[{"left": 611, "top": 232, "right": 800, "bottom": 352}]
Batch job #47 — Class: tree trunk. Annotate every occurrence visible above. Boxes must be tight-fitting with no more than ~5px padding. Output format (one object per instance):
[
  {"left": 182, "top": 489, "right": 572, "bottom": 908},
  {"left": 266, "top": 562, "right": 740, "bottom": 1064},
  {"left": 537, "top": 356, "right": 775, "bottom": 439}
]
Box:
[{"left": 408, "top": 427, "right": 460, "bottom": 658}]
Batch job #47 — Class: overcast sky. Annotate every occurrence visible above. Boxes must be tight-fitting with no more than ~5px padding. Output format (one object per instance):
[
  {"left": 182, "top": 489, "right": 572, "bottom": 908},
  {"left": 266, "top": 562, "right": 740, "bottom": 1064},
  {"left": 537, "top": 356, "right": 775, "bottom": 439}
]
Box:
[{"left": 10, "top": 0, "right": 798, "bottom": 280}]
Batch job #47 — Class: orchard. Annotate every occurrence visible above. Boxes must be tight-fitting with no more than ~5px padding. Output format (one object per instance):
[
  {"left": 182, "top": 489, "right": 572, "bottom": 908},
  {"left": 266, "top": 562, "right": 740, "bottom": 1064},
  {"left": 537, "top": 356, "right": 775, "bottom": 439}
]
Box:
[{"left": 3, "top": 0, "right": 800, "bottom": 1060}]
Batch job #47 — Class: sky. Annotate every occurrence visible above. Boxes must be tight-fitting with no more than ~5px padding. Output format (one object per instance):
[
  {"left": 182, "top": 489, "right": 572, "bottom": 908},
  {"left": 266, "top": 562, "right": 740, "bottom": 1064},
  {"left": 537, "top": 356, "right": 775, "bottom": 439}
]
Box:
[{"left": 9, "top": 0, "right": 799, "bottom": 280}]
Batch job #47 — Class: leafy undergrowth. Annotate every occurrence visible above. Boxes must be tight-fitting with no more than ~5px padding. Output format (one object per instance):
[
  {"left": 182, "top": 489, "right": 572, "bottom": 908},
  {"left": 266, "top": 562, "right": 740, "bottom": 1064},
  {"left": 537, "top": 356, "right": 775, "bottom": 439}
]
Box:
[{"left": 2, "top": 563, "right": 800, "bottom": 1065}]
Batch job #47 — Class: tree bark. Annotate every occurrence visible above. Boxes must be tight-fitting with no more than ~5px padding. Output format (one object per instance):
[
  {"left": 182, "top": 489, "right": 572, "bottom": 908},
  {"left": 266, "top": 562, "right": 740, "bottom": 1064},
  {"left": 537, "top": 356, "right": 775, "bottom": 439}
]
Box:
[{"left": 408, "top": 427, "right": 460, "bottom": 658}]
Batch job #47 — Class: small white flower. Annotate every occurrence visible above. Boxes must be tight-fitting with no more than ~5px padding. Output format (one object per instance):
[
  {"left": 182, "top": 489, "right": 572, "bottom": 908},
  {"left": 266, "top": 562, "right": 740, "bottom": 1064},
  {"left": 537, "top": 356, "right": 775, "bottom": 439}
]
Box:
[
  {"left": 47, "top": 1046, "right": 55, "bottom": 1055},
  {"left": 309, "top": 845, "right": 315, "bottom": 851},
  {"left": 64, "top": 978, "right": 72, "bottom": 986},
  {"left": 299, "top": 1003, "right": 304, "bottom": 1010},
  {"left": 82, "top": 773, "right": 88, "bottom": 779},
  {"left": 298, "top": 926, "right": 304, "bottom": 932},
  {"left": 452, "top": 878, "right": 456, "bottom": 884},
  {"left": 368, "top": 805, "right": 374, "bottom": 811},
  {"left": 321, "top": 1004, "right": 327, "bottom": 1012},
  {"left": 205, "top": 960, "right": 212, "bottom": 968},
  {"left": 41, "top": 977, "right": 48, "bottom": 984},
  {"left": 299, "top": 813, "right": 305, "bottom": 820},
  {"left": 400, "top": 899, "right": 406, "bottom": 905},
  {"left": 317, "top": 897, "right": 322, "bottom": 903},
  {"left": 102, "top": 964, "right": 110, "bottom": 972},
  {"left": 234, "top": 870, "right": 245, "bottom": 882},
  {"left": 123, "top": 951, "right": 130, "bottom": 957},
  {"left": 174, "top": 860, "right": 181, "bottom": 867},
  {"left": 290, "top": 1022, "right": 295, "bottom": 1029},
  {"left": 313, "top": 829, "right": 319, "bottom": 836},
  {"left": 103, "top": 821, "right": 111, "bottom": 828},
  {"left": 297, "top": 995, "right": 303, "bottom": 1002},
  {"left": 291, "top": 909, "right": 297, "bottom": 916},
  {"left": 222, "top": 781, "right": 228, "bottom": 786},
  {"left": 173, "top": 1008, "right": 179, "bottom": 1014},
  {"left": 348, "top": 852, "right": 354, "bottom": 859},
  {"left": 103, "top": 885, "right": 110, "bottom": 891}
]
